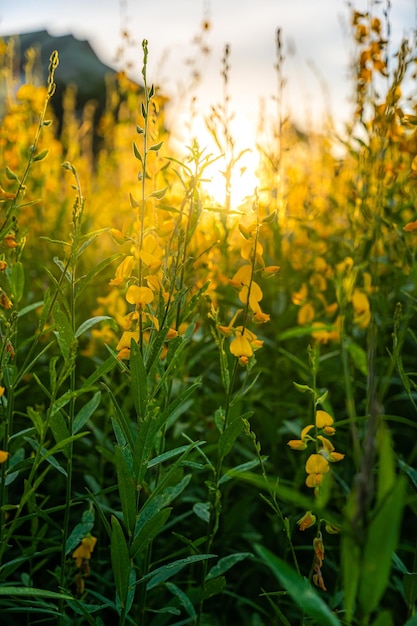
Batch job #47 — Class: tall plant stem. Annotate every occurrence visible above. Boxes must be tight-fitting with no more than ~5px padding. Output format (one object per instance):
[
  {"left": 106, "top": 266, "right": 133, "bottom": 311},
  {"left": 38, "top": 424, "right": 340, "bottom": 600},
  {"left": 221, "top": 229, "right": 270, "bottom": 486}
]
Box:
[{"left": 58, "top": 166, "right": 85, "bottom": 622}]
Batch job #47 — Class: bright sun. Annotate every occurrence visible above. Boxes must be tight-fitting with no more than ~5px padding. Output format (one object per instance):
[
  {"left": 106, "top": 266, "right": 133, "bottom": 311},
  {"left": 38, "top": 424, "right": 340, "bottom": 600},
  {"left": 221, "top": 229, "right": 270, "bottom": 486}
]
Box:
[
  {"left": 176, "top": 114, "right": 260, "bottom": 209},
  {"left": 202, "top": 146, "right": 260, "bottom": 208}
]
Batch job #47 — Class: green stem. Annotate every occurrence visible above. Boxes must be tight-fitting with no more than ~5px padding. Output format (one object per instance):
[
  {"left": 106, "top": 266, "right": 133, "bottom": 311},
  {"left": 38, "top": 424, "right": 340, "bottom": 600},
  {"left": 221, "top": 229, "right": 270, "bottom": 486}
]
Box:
[{"left": 58, "top": 166, "right": 84, "bottom": 623}]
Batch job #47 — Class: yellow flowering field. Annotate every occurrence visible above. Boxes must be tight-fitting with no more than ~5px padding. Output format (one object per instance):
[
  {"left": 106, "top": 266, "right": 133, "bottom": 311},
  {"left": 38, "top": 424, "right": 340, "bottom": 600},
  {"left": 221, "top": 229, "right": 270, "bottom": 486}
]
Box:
[{"left": 0, "top": 8, "right": 417, "bottom": 626}]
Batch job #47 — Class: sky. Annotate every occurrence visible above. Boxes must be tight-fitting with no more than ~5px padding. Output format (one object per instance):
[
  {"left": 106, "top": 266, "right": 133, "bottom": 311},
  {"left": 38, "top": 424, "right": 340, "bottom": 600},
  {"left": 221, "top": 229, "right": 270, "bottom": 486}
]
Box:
[{"left": 1, "top": 0, "right": 415, "bottom": 202}]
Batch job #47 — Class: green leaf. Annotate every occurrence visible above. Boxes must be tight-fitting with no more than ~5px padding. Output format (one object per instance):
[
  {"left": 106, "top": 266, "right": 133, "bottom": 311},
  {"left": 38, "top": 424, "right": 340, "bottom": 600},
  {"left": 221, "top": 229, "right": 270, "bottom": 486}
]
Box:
[
  {"left": 342, "top": 534, "right": 361, "bottom": 624},
  {"left": 49, "top": 410, "right": 71, "bottom": 457},
  {"left": 65, "top": 508, "right": 95, "bottom": 555},
  {"left": 27, "top": 406, "right": 46, "bottom": 437},
  {"left": 5, "top": 166, "right": 19, "bottom": 181},
  {"left": 0, "top": 586, "right": 72, "bottom": 600},
  {"left": 110, "top": 515, "right": 131, "bottom": 611},
  {"left": 229, "top": 470, "right": 340, "bottom": 525},
  {"left": 165, "top": 582, "right": 196, "bottom": 619},
  {"left": 75, "top": 254, "right": 120, "bottom": 301},
  {"left": 219, "top": 457, "right": 265, "bottom": 485},
  {"left": 24, "top": 438, "right": 67, "bottom": 476},
  {"left": 193, "top": 502, "right": 210, "bottom": 523},
  {"left": 75, "top": 316, "right": 112, "bottom": 338},
  {"left": 218, "top": 412, "right": 252, "bottom": 459},
  {"left": 114, "top": 445, "right": 137, "bottom": 537},
  {"left": 376, "top": 424, "right": 395, "bottom": 505},
  {"left": 130, "top": 508, "right": 171, "bottom": 560},
  {"left": 72, "top": 391, "right": 101, "bottom": 434},
  {"left": 149, "top": 141, "right": 164, "bottom": 152},
  {"left": 133, "top": 414, "right": 159, "bottom": 483},
  {"left": 293, "top": 381, "right": 315, "bottom": 394},
  {"left": 142, "top": 554, "right": 216, "bottom": 590},
  {"left": 358, "top": 476, "right": 407, "bottom": 616},
  {"left": 202, "top": 576, "right": 226, "bottom": 599},
  {"left": 206, "top": 552, "right": 252, "bottom": 580},
  {"left": 82, "top": 357, "right": 116, "bottom": 390},
  {"left": 129, "top": 192, "right": 140, "bottom": 209},
  {"left": 133, "top": 142, "right": 143, "bottom": 163},
  {"left": 149, "top": 186, "right": 168, "bottom": 199},
  {"left": 137, "top": 475, "right": 191, "bottom": 535},
  {"left": 53, "top": 304, "right": 75, "bottom": 359},
  {"left": 29, "top": 431, "right": 88, "bottom": 465},
  {"left": 369, "top": 610, "right": 394, "bottom": 626},
  {"left": 255, "top": 544, "right": 341, "bottom": 626},
  {"left": 403, "top": 573, "right": 417, "bottom": 605},
  {"left": 33, "top": 148, "right": 49, "bottom": 162},
  {"left": 147, "top": 443, "right": 199, "bottom": 469},
  {"left": 130, "top": 339, "right": 148, "bottom": 419},
  {"left": 155, "top": 380, "right": 201, "bottom": 431},
  {"left": 106, "top": 384, "right": 135, "bottom": 450},
  {"left": 148, "top": 606, "right": 180, "bottom": 615}
]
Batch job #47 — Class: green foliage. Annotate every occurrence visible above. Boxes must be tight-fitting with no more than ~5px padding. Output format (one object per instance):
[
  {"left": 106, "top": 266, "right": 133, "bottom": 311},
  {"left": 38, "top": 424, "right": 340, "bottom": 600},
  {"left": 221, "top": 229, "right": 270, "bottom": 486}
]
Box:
[{"left": 0, "top": 9, "right": 417, "bottom": 626}]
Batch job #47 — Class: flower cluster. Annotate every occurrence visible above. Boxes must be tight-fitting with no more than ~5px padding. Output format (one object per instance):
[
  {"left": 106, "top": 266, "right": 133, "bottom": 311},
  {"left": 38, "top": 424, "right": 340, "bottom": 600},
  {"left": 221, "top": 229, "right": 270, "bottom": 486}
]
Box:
[
  {"left": 288, "top": 408, "right": 344, "bottom": 493},
  {"left": 289, "top": 405, "right": 344, "bottom": 590},
  {"left": 216, "top": 215, "right": 278, "bottom": 366}
]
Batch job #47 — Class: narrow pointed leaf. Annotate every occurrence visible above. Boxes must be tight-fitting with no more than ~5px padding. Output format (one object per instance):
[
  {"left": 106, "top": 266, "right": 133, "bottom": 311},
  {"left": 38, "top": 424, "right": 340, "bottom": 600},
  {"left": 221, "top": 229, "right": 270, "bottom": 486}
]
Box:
[
  {"left": 255, "top": 544, "right": 341, "bottom": 626},
  {"left": 72, "top": 391, "right": 101, "bottom": 434},
  {"left": 114, "top": 445, "right": 137, "bottom": 536},
  {"left": 110, "top": 515, "right": 131, "bottom": 610},
  {"left": 358, "top": 477, "right": 407, "bottom": 616}
]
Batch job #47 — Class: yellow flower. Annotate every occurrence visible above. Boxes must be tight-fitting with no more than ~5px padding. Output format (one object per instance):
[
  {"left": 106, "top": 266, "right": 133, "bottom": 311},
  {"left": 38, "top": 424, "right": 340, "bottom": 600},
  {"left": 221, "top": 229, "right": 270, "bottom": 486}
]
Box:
[
  {"left": 0, "top": 450, "right": 9, "bottom": 464},
  {"left": 253, "top": 310, "right": 270, "bottom": 323},
  {"left": 72, "top": 534, "right": 97, "bottom": 568},
  {"left": 109, "top": 228, "right": 127, "bottom": 244},
  {"left": 404, "top": 220, "right": 417, "bottom": 232},
  {"left": 116, "top": 331, "right": 139, "bottom": 352},
  {"left": 241, "top": 238, "right": 264, "bottom": 264},
  {"left": 230, "top": 334, "right": 253, "bottom": 359},
  {"left": 297, "top": 510, "right": 316, "bottom": 531},
  {"left": 136, "top": 234, "right": 163, "bottom": 273},
  {"left": 311, "top": 316, "right": 342, "bottom": 344},
  {"left": 117, "top": 347, "right": 131, "bottom": 361},
  {"left": 292, "top": 283, "right": 308, "bottom": 306},
  {"left": 298, "top": 302, "right": 315, "bottom": 325},
  {"left": 229, "top": 265, "right": 252, "bottom": 288},
  {"left": 238, "top": 220, "right": 257, "bottom": 238},
  {"left": 109, "top": 256, "right": 134, "bottom": 286},
  {"left": 305, "top": 473, "right": 324, "bottom": 488},
  {"left": 126, "top": 285, "right": 154, "bottom": 308},
  {"left": 352, "top": 289, "right": 371, "bottom": 329},
  {"left": 116, "top": 330, "right": 139, "bottom": 359},
  {"left": 315, "top": 410, "right": 334, "bottom": 429},
  {"left": 306, "top": 453, "right": 330, "bottom": 475},
  {"left": 3, "top": 234, "right": 19, "bottom": 249},
  {"left": 261, "top": 265, "right": 280, "bottom": 279},
  {"left": 328, "top": 451, "right": 345, "bottom": 462},
  {"left": 166, "top": 328, "right": 178, "bottom": 340},
  {"left": 239, "top": 281, "right": 263, "bottom": 314},
  {"left": 287, "top": 424, "right": 314, "bottom": 450},
  {"left": 317, "top": 435, "right": 344, "bottom": 462}
]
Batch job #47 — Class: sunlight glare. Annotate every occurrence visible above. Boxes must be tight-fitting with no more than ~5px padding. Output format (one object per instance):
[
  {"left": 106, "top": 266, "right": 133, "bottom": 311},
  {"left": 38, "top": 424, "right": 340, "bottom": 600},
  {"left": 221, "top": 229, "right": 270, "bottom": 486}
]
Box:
[
  {"left": 186, "top": 115, "right": 260, "bottom": 209},
  {"left": 203, "top": 147, "right": 260, "bottom": 209}
]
